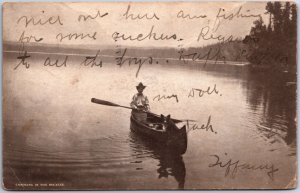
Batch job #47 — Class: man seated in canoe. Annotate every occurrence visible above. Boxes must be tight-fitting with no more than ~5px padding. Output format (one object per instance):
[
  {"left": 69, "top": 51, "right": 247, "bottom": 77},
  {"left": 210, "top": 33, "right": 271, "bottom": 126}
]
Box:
[{"left": 130, "top": 82, "right": 150, "bottom": 122}]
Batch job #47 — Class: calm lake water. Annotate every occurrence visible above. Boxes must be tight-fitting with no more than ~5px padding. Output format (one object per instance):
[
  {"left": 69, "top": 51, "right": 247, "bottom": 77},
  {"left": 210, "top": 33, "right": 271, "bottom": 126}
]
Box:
[{"left": 3, "top": 52, "right": 297, "bottom": 189}]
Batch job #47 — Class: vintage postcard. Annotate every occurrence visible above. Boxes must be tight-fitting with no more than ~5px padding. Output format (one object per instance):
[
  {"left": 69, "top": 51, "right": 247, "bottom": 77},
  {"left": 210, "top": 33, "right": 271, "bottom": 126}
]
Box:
[{"left": 2, "top": 1, "right": 297, "bottom": 190}]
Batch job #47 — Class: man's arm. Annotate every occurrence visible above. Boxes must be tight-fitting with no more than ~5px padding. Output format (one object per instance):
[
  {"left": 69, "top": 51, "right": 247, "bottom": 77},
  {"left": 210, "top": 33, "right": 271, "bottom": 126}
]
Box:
[
  {"left": 144, "top": 96, "right": 150, "bottom": 112},
  {"left": 130, "top": 94, "right": 137, "bottom": 109}
]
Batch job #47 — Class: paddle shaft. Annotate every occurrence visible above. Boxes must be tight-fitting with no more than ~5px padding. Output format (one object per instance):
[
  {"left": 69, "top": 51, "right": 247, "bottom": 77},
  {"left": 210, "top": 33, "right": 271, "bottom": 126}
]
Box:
[
  {"left": 92, "top": 98, "right": 139, "bottom": 110},
  {"left": 91, "top": 98, "right": 195, "bottom": 123}
]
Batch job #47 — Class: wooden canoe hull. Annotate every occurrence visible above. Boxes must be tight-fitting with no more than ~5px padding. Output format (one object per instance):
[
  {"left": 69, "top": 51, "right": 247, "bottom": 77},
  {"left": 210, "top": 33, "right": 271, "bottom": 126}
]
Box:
[{"left": 130, "top": 115, "right": 188, "bottom": 155}]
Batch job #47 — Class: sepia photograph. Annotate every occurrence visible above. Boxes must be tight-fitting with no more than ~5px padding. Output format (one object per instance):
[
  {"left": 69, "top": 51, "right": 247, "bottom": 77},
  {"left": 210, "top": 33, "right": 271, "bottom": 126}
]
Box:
[{"left": 2, "top": 1, "right": 297, "bottom": 190}]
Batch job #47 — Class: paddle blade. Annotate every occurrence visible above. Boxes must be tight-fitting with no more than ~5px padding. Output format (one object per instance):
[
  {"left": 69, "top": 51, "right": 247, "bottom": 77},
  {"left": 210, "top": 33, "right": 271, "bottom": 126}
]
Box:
[{"left": 91, "top": 98, "right": 120, "bottom": 107}]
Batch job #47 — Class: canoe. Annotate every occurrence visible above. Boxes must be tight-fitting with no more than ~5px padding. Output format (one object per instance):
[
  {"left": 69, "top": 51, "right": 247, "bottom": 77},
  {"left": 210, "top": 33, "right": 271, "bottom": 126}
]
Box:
[{"left": 130, "top": 113, "right": 188, "bottom": 155}]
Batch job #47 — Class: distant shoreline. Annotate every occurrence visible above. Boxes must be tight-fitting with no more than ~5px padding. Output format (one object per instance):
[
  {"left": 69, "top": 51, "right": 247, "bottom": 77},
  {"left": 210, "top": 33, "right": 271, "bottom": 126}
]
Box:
[{"left": 3, "top": 49, "right": 250, "bottom": 67}]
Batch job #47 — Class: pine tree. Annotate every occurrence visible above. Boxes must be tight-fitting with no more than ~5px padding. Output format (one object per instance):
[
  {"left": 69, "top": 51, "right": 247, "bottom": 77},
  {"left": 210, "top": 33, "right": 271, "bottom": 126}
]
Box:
[{"left": 244, "top": 1, "right": 297, "bottom": 74}]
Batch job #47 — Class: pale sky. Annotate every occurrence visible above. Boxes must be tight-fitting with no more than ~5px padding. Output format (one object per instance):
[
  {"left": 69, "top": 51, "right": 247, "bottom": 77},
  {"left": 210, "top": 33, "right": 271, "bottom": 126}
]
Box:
[{"left": 3, "top": 2, "right": 269, "bottom": 48}]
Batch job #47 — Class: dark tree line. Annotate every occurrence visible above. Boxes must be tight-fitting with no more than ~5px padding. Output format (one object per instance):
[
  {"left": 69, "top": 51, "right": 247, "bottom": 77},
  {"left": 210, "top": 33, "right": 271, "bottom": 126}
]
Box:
[{"left": 243, "top": 2, "right": 297, "bottom": 74}]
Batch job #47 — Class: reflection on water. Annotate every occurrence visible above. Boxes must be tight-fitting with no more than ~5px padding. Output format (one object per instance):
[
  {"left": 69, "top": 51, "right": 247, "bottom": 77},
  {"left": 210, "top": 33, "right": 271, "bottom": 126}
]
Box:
[
  {"left": 182, "top": 62, "right": 296, "bottom": 147},
  {"left": 244, "top": 71, "right": 296, "bottom": 147},
  {"left": 129, "top": 132, "right": 186, "bottom": 189}
]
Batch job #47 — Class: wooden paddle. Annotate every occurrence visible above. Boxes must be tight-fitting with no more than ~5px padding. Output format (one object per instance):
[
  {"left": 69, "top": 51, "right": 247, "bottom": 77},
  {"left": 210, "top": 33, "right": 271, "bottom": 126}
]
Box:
[
  {"left": 91, "top": 98, "right": 133, "bottom": 110},
  {"left": 91, "top": 98, "right": 196, "bottom": 123}
]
